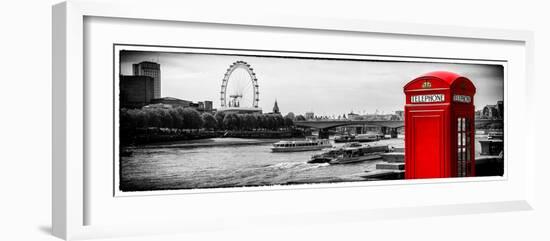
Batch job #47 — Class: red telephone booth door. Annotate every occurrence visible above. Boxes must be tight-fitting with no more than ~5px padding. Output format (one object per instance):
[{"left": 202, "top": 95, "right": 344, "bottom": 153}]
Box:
[{"left": 407, "top": 109, "right": 446, "bottom": 178}]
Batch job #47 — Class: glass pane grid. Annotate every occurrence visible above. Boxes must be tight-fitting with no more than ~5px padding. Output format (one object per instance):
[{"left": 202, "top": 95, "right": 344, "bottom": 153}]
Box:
[{"left": 457, "top": 117, "right": 470, "bottom": 177}]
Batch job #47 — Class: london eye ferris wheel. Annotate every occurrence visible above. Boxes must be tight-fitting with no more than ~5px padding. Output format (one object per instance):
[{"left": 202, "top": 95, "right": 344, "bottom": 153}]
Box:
[{"left": 220, "top": 61, "right": 259, "bottom": 109}]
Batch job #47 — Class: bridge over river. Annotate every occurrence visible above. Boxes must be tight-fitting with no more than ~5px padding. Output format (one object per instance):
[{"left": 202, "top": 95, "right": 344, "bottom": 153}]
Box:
[{"left": 294, "top": 119, "right": 502, "bottom": 138}]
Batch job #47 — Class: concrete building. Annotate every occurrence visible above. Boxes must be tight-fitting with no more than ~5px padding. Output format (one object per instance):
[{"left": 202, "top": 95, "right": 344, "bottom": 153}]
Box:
[
  {"left": 149, "top": 98, "right": 215, "bottom": 113},
  {"left": 119, "top": 75, "right": 155, "bottom": 109},
  {"left": 482, "top": 105, "right": 500, "bottom": 119},
  {"left": 497, "top": 100, "right": 504, "bottom": 119},
  {"left": 217, "top": 107, "right": 263, "bottom": 114},
  {"left": 133, "top": 61, "right": 161, "bottom": 98},
  {"left": 150, "top": 97, "right": 193, "bottom": 108},
  {"left": 305, "top": 112, "right": 315, "bottom": 120},
  {"left": 203, "top": 101, "right": 213, "bottom": 112},
  {"left": 479, "top": 101, "right": 504, "bottom": 119},
  {"left": 198, "top": 100, "right": 214, "bottom": 113}
]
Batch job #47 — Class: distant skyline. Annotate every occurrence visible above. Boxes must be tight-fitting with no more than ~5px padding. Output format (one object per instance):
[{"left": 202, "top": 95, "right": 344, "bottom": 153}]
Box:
[{"left": 120, "top": 50, "right": 504, "bottom": 116}]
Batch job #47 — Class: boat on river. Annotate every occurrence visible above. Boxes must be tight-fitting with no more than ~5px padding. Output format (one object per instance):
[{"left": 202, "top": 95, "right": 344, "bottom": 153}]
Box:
[
  {"left": 271, "top": 137, "right": 332, "bottom": 152},
  {"left": 308, "top": 143, "right": 393, "bottom": 164},
  {"left": 334, "top": 132, "right": 381, "bottom": 143},
  {"left": 308, "top": 142, "right": 362, "bottom": 163},
  {"left": 334, "top": 134, "right": 355, "bottom": 143},
  {"left": 329, "top": 144, "right": 392, "bottom": 164},
  {"left": 355, "top": 133, "right": 381, "bottom": 142}
]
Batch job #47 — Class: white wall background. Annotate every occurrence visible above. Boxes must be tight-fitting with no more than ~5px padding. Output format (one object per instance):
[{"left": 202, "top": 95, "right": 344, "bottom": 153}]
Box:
[{"left": 1, "top": 0, "right": 548, "bottom": 240}]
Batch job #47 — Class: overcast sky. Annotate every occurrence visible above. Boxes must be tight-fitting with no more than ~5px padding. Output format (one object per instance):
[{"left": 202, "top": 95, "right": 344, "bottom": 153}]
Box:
[{"left": 120, "top": 51, "right": 504, "bottom": 117}]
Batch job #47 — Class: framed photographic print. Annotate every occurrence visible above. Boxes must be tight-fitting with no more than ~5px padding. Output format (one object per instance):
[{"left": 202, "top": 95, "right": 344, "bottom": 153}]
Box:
[
  {"left": 52, "top": 0, "right": 535, "bottom": 240},
  {"left": 114, "top": 45, "right": 505, "bottom": 195}
]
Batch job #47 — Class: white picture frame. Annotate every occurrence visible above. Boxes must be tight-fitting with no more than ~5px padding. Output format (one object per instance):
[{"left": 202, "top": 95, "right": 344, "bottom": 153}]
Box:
[{"left": 52, "top": 0, "right": 535, "bottom": 240}]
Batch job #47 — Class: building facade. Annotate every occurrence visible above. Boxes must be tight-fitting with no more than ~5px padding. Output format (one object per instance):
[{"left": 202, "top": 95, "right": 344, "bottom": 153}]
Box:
[
  {"left": 482, "top": 105, "right": 500, "bottom": 119},
  {"left": 150, "top": 97, "right": 193, "bottom": 108},
  {"left": 133, "top": 61, "right": 161, "bottom": 98},
  {"left": 477, "top": 101, "right": 504, "bottom": 119},
  {"left": 198, "top": 100, "right": 214, "bottom": 113},
  {"left": 217, "top": 107, "right": 262, "bottom": 114},
  {"left": 120, "top": 75, "right": 155, "bottom": 109},
  {"left": 149, "top": 98, "right": 215, "bottom": 113},
  {"left": 497, "top": 100, "right": 504, "bottom": 119}
]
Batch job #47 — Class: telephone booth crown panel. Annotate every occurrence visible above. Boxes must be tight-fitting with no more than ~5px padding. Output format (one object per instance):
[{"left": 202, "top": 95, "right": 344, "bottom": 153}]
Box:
[{"left": 403, "top": 71, "right": 476, "bottom": 179}]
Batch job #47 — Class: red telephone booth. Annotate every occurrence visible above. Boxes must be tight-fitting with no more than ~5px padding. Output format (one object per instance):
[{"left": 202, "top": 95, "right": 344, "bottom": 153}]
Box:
[{"left": 403, "top": 71, "right": 476, "bottom": 179}]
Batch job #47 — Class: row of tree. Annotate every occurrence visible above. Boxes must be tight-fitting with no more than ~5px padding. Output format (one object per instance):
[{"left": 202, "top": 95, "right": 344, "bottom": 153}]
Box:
[
  {"left": 214, "top": 111, "right": 294, "bottom": 131},
  {"left": 120, "top": 106, "right": 296, "bottom": 131}
]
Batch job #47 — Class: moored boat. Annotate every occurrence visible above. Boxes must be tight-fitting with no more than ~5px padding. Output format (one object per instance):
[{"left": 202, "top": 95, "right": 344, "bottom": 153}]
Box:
[
  {"left": 308, "top": 142, "right": 362, "bottom": 163},
  {"left": 334, "top": 134, "right": 355, "bottom": 143},
  {"left": 271, "top": 137, "right": 332, "bottom": 152},
  {"left": 335, "top": 132, "right": 381, "bottom": 143},
  {"left": 329, "top": 144, "right": 393, "bottom": 165},
  {"left": 354, "top": 133, "right": 380, "bottom": 142}
]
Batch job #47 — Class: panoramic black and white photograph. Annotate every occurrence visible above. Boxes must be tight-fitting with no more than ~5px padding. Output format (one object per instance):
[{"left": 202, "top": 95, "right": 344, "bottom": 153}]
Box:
[{"left": 116, "top": 46, "right": 505, "bottom": 193}]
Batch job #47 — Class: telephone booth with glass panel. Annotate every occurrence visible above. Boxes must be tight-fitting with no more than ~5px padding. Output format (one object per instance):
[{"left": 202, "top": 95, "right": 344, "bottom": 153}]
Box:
[{"left": 403, "top": 71, "right": 476, "bottom": 179}]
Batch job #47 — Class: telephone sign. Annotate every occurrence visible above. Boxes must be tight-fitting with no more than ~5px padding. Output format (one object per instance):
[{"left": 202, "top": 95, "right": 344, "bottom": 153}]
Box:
[
  {"left": 453, "top": 95, "right": 472, "bottom": 103},
  {"left": 410, "top": 94, "right": 445, "bottom": 103}
]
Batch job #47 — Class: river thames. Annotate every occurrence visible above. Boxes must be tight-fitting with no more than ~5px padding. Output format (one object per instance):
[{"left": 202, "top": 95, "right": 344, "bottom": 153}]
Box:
[{"left": 119, "top": 136, "right": 486, "bottom": 192}]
